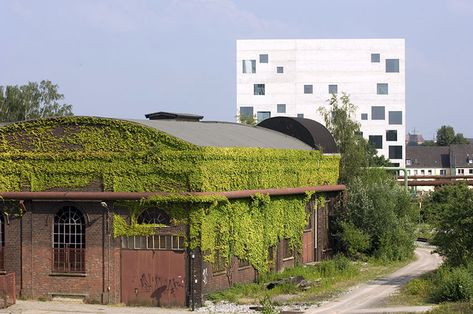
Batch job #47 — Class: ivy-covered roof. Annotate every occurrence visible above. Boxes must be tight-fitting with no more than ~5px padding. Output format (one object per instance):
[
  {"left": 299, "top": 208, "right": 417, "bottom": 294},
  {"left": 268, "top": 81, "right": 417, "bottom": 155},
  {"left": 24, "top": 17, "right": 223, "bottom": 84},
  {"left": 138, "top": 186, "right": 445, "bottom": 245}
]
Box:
[
  {"left": 0, "top": 116, "right": 340, "bottom": 193},
  {"left": 130, "top": 119, "right": 314, "bottom": 150}
]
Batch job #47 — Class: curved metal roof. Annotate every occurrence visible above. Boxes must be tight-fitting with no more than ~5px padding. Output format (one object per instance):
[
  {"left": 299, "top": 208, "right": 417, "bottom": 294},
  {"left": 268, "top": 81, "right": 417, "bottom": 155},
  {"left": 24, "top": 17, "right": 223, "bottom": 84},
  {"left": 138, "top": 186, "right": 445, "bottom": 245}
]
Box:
[
  {"left": 257, "top": 117, "right": 338, "bottom": 153},
  {"left": 130, "top": 119, "right": 314, "bottom": 150}
]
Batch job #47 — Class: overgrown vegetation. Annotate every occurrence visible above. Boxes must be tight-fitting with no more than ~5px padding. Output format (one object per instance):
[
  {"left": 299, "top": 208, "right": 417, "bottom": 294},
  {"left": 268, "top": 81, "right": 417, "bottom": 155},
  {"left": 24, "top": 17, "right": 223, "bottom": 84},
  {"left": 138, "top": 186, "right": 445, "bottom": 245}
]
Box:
[
  {"left": 388, "top": 183, "right": 473, "bottom": 310},
  {"left": 0, "top": 116, "right": 340, "bottom": 276},
  {"left": 209, "top": 255, "right": 410, "bottom": 304},
  {"left": 424, "top": 183, "right": 473, "bottom": 266},
  {"left": 319, "top": 94, "right": 417, "bottom": 262}
]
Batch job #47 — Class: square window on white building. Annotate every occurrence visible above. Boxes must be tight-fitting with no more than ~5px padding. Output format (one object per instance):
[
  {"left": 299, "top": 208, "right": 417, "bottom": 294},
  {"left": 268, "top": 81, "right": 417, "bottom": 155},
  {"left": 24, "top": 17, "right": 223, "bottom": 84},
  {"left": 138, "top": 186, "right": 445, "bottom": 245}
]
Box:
[
  {"left": 440, "top": 169, "right": 446, "bottom": 176},
  {"left": 361, "top": 113, "right": 368, "bottom": 120},
  {"left": 328, "top": 84, "right": 338, "bottom": 94},
  {"left": 428, "top": 170, "right": 432, "bottom": 175},
  {"left": 377, "top": 83, "right": 389, "bottom": 95},
  {"left": 276, "top": 66, "right": 284, "bottom": 73},
  {"left": 257, "top": 111, "right": 271, "bottom": 122},
  {"left": 372, "top": 106, "right": 385, "bottom": 120},
  {"left": 369, "top": 135, "right": 383, "bottom": 149},
  {"left": 458, "top": 169, "right": 465, "bottom": 175},
  {"left": 386, "top": 130, "right": 397, "bottom": 141},
  {"left": 469, "top": 169, "right": 473, "bottom": 174},
  {"left": 389, "top": 111, "right": 403, "bottom": 125},
  {"left": 386, "top": 59, "right": 400, "bottom": 72},
  {"left": 421, "top": 170, "right": 425, "bottom": 175},
  {"left": 277, "top": 104, "right": 286, "bottom": 113},
  {"left": 259, "top": 54, "right": 268, "bottom": 63},
  {"left": 239, "top": 106, "right": 254, "bottom": 117},
  {"left": 304, "top": 85, "right": 313, "bottom": 94},
  {"left": 254, "top": 84, "right": 265, "bottom": 95},
  {"left": 297, "top": 113, "right": 304, "bottom": 118},
  {"left": 389, "top": 146, "right": 402, "bottom": 159},
  {"left": 371, "top": 53, "right": 380, "bottom": 63},
  {"left": 242, "top": 60, "right": 256, "bottom": 73}
]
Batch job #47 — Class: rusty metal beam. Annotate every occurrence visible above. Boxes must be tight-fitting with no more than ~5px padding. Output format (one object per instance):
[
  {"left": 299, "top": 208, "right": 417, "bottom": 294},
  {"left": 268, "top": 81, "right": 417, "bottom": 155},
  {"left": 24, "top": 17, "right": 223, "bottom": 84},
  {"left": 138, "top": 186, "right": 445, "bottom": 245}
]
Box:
[{"left": 0, "top": 185, "right": 346, "bottom": 201}]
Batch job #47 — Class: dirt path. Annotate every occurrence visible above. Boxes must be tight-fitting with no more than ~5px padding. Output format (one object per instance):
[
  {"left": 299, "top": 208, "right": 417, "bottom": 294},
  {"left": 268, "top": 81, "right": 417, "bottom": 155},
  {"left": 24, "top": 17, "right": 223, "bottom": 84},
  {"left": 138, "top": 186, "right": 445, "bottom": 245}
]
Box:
[{"left": 306, "top": 244, "right": 442, "bottom": 314}]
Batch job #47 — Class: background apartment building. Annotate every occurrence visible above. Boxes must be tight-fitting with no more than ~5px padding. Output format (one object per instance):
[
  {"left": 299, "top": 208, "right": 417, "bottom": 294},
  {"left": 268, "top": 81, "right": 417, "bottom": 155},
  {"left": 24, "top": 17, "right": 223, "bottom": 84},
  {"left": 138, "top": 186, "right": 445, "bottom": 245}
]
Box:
[{"left": 236, "top": 39, "right": 406, "bottom": 166}]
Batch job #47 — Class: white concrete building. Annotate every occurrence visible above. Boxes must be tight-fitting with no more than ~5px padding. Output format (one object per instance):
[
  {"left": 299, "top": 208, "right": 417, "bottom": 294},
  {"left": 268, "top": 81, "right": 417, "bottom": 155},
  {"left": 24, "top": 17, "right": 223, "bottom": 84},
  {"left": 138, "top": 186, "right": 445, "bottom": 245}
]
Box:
[{"left": 236, "top": 39, "right": 406, "bottom": 166}]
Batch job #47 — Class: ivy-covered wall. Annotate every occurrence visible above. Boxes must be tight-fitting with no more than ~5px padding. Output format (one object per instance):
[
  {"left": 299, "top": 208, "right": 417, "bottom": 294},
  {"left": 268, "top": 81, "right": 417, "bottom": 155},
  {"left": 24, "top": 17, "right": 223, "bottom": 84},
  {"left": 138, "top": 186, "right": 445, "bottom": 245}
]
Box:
[{"left": 0, "top": 116, "right": 340, "bottom": 273}]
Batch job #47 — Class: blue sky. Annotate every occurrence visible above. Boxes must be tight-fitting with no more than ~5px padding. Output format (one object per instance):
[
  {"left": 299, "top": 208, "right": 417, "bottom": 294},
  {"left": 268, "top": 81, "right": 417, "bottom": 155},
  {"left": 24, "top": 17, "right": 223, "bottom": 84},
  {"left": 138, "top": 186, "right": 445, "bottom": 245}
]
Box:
[{"left": 1, "top": 0, "right": 472, "bottom": 139}]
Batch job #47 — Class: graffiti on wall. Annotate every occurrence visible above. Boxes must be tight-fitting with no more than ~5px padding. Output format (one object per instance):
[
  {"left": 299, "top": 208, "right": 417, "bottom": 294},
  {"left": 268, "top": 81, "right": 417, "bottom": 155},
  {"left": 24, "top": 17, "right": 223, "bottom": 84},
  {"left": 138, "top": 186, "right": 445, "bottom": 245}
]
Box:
[{"left": 139, "top": 273, "right": 184, "bottom": 295}]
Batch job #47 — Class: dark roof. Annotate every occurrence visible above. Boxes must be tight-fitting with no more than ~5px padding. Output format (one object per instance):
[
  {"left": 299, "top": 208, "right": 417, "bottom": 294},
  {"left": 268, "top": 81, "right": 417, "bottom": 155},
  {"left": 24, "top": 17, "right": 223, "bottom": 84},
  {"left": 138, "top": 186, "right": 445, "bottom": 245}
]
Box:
[
  {"left": 450, "top": 144, "right": 473, "bottom": 168},
  {"left": 257, "top": 117, "right": 338, "bottom": 153},
  {"left": 406, "top": 146, "right": 450, "bottom": 168},
  {"left": 145, "top": 112, "right": 203, "bottom": 121},
  {"left": 131, "top": 119, "right": 314, "bottom": 150}
]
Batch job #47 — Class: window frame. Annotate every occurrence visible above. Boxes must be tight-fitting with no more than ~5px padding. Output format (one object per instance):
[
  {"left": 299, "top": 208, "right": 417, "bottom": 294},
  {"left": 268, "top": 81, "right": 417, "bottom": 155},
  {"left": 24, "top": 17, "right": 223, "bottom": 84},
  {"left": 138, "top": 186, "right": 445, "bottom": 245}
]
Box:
[
  {"left": 377, "top": 83, "right": 389, "bottom": 95},
  {"left": 259, "top": 54, "right": 268, "bottom": 63},
  {"left": 386, "top": 59, "right": 400, "bottom": 73},
  {"left": 389, "top": 145, "right": 403, "bottom": 159},
  {"left": 386, "top": 130, "right": 398, "bottom": 141},
  {"left": 328, "top": 84, "right": 338, "bottom": 94},
  {"left": 369, "top": 135, "right": 383, "bottom": 149},
  {"left": 253, "top": 84, "right": 265, "bottom": 96},
  {"left": 371, "top": 106, "right": 385, "bottom": 120},
  {"left": 276, "top": 66, "right": 284, "bottom": 73},
  {"left": 277, "top": 104, "right": 286, "bottom": 113},
  {"left": 389, "top": 111, "right": 403, "bottom": 125},
  {"left": 52, "top": 206, "right": 86, "bottom": 274},
  {"left": 371, "top": 53, "right": 380, "bottom": 63},
  {"left": 303, "top": 85, "right": 313, "bottom": 94},
  {"left": 242, "top": 59, "right": 256, "bottom": 74}
]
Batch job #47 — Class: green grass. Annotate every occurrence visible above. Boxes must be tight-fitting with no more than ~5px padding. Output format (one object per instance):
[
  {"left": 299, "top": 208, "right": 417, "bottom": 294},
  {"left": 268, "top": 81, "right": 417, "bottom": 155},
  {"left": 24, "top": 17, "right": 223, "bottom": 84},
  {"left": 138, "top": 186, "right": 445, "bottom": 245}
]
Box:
[
  {"left": 208, "top": 255, "right": 412, "bottom": 305},
  {"left": 429, "top": 302, "right": 473, "bottom": 313},
  {"left": 386, "top": 272, "right": 437, "bottom": 306}
]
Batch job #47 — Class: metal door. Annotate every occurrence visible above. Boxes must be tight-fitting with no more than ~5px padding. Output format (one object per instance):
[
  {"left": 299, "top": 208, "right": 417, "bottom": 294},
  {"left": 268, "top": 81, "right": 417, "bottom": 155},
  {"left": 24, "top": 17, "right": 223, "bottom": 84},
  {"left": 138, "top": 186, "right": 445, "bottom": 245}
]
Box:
[{"left": 121, "top": 249, "right": 186, "bottom": 307}]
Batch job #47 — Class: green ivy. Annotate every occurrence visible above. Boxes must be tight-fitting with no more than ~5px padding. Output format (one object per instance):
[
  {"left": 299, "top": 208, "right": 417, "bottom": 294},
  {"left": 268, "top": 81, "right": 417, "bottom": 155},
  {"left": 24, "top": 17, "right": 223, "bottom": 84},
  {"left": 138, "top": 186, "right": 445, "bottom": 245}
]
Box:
[{"left": 0, "top": 117, "right": 340, "bottom": 272}]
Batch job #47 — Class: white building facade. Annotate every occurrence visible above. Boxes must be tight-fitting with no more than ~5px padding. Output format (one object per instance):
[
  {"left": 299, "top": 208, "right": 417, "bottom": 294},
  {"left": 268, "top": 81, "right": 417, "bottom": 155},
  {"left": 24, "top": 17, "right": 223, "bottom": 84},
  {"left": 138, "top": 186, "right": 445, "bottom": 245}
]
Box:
[{"left": 236, "top": 39, "right": 406, "bottom": 166}]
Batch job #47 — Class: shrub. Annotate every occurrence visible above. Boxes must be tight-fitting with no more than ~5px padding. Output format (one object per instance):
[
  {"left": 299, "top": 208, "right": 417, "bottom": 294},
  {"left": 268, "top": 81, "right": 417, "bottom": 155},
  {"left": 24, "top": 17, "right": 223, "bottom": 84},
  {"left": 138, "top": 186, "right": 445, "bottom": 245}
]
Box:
[
  {"left": 425, "top": 183, "right": 473, "bottom": 266},
  {"left": 339, "top": 221, "right": 370, "bottom": 258},
  {"left": 336, "top": 171, "right": 418, "bottom": 261},
  {"left": 430, "top": 266, "right": 473, "bottom": 303}
]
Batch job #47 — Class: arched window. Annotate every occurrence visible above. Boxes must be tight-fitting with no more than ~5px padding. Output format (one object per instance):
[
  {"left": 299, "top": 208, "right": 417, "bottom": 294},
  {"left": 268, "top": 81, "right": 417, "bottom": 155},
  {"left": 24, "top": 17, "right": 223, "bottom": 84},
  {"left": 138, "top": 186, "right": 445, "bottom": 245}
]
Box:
[
  {"left": 53, "top": 206, "right": 85, "bottom": 273},
  {"left": 0, "top": 215, "right": 4, "bottom": 271},
  {"left": 137, "top": 208, "right": 170, "bottom": 225}
]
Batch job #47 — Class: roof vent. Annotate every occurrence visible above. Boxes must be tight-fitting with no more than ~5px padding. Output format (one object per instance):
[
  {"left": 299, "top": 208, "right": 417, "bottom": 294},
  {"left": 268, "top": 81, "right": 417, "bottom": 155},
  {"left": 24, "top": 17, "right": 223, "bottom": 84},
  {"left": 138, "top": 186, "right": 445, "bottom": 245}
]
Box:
[{"left": 145, "top": 112, "right": 204, "bottom": 122}]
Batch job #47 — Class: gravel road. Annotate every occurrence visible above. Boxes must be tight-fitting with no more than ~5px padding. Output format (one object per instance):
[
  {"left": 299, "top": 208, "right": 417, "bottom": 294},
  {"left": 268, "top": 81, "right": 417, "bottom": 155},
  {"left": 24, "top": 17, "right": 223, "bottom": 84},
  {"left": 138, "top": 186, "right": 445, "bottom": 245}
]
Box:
[{"left": 306, "top": 244, "right": 442, "bottom": 314}]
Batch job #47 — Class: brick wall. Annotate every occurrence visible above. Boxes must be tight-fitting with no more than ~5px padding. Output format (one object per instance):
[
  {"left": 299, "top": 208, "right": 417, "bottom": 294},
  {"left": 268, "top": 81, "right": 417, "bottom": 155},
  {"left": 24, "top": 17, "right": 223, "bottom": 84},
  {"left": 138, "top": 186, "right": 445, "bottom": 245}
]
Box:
[
  {"left": 4, "top": 214, "right": 22, "bottom": 294},
  {"left": 8, "top": 201, "right": 121, "bottom": 303}
]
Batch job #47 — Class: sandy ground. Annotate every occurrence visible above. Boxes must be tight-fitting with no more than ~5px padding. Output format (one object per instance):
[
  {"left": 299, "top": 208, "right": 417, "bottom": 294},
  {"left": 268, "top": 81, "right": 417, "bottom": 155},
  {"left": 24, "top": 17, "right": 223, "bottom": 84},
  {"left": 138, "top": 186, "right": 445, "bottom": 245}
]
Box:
[{"left": 306, "top": 244, "right": 443, "bottom": 314}]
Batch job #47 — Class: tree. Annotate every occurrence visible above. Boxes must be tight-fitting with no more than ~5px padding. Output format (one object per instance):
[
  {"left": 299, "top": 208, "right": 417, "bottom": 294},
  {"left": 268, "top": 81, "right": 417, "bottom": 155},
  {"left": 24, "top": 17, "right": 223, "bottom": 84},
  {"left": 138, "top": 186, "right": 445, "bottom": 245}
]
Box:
[
  {"left": 319, "top": 94, "right": 416, "bottom": 262},
  {"left": 436, "top": 125, "right": 469, "bottom": 146},
  {"left": 425, "top": 183, "right": 473, "bottom": 266},
  {"left": 0, "top": 80, "right": 73, "bottom": 122},
  {"left": 318, "top": 93, "right": 389, "bottom": 184},
  {"left": 339, "top": 172, "right": 417, "bottom": 261}
]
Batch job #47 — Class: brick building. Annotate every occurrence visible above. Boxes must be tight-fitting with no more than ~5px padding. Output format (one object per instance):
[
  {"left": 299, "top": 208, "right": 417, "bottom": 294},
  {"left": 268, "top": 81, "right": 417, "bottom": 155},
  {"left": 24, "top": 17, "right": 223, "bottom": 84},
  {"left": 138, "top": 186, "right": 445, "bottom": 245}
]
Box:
[{"left": 0, "top": 113, "right": 343, "bottom": 307}]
